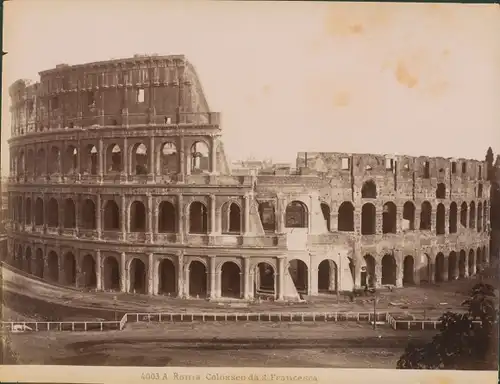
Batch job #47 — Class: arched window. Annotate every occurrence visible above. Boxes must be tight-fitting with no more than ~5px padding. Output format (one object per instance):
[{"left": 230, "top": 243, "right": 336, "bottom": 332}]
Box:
[
  {"left": 436, "top": 203, "right": 445, "bottom": 235},
  {"left": 285, "top": 201, "right": 308, "bottom": 228},
  {"left": 258, "top": 202, "right": 275, "bottom": 232},
  {"left": 130, "top": 201, "right": 146, "bottom": 232},
  {"left": 320, "top": 203, "right": 331, "bottom": 231},
  {"left": 436, "top": 183, "right": 446, "bottom": 199},
  {"left": 361, "top": 180, "right": 377, "bottom": 199},
  {"left": 361, "top": 203, "right": 376, "bottom": 235},
  {"left": 190, "top": 141, "right": 210, "bottom": 173},
  {"left": 402, "top": 201, "right": 415, "bottom": 230},
  {"left": 189, "top": 201, "right": 208, "bottom": 234},
  {"left": 222, "top": 202, "right": 241, "bottom": 233},
  {"left": 104, "top": 200, "right": 120, "bottom": 230},
  {"left": 132, "top": 143, "right": 148, "bottom": 175},
  {"left": 158, "top": 201, "right": 176, "bottom": 233},
  {"left": 338, "top": 202, "right": 354, "bottom": 231},
  {"left": 420, "top": 201, "right": 432, "bottom": 230},
  {"left": 160, "top": 142, "right": 178, "bottom": 174}
]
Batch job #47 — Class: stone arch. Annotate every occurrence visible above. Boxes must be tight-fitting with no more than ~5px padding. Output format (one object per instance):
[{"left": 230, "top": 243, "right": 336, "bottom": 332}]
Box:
[
  {"left": 132, "top": 142, "right": 148, "bottom": 175},
  {"left": 221, "top": 201, "right": 242, "bottom": 234},
  {"left": 81, "top": 198, "right": 96, "bottom": 229},
  {"left": 103, "top": 200, "right": 120, "bottom": 230},
  {"left": 361, "top": 203, "right": 376, "bottom": 235},
  {"left": 318, "top": 259, "right": 338, "bottom": 293},
  {"left": 468, "top": 249, "right": 475, "bottom": 276},
  {"left": 287, "top": 259, "right": 308, "bottom": 294},
  {"left": 48, "top": 146, "right": 61, "bottom": 174},
  {"left": 338, "top": 202, "right": 354, "bottom": 231},
  {"left": 81, "top": 254, "right": 97, "bottom": 289},
  {"left": 17, "top": 150, "right": 25, "bottom": 175},
  {"left": 478, "top": 183, "right": 483, "bottom": 198},
  {"left": 34, "top": 248, "right": 44, "bottom": 278},
  {"left": 483, "top": 202, "right": 488, "bottom": 231},
  {"left": 103, "top": 256, "right": 120, "bottom": 291},
  {"left": 158, "top": 258, "right": 176, "bottom": 295},
  {"left": 189, "top": 201, "right": 208, "bottom": 234},
  {"left": 382, "top": 202, "right": 397, "bottom": 234},
  {"left": 255, "top": 262, "right": 275, "bottom": 294},
  {"left": 24, "top": 247, "right": 32, "bottom": 274},
  {"left": 285, "top": 201, "right": 308, "bottom": 228},
  {"left": 403, "top": 256, "right": 414, "bottom": 286},
  {"left": 459, "top": 250, "right": 467, "bottom": 278},
  {"left": 448, "top": 251, "right": 457, "bottom": 281},
  {"left": 106, "top": 144, "right": 122, "bottom": 172},
  {"left": 160, "top": 142, "right": 178, "bottom": 174},
  {"left": 63, "top": 145, "right": 78, "bottom": 174},
  {"left": 129, "top": 258, "right": 147, "bottom": 294},
  {"left": 402, "top": 201, "right": 415, "bottom": 230},
  {"left": 189, "top": 260, "right": 207, "bottom": 297},
  {"left": 46, "top": 198, "right": 59, "bottom": 227},
  {"left": 63, "top": 198, "right": 76, "bottom": 228},
  {"left": 449, "top": 202, "right": 458, "bottom": 234},
  {"left": 436, "top": 183, "right": 446, "bottom": 199},
  {"left": 460, "top": 202, "right": 468, "bottom": 228},
  {"left": 83, "top": 144, "right": 98, "bottom": 175},
  {"left": 361, "top": 180, "right": 377, "bottom": 199},
  {"left": 476, "top": 248, "right": 482, "bottom": 273},
  {"left": 130, "top": 200, "right": 146, "bottom": 232},
  {"left": 420, "top": 201, "right": 432, "bottom": 230},
  {"left": 418, "top": 254, "right": 431, "bottom": 283},
  {"left": 320, "top": 203, "right": 331, "bottom": 231},
  {"left": 26, "top": 149, "right": 35, "bottom": 175},
  {"left": 469, "top": 201, "right": 476, "bottom": 229},
  {"left": 158, "top": 201, "right": 176, "bottom": 233},
  {"left": 381, "top": 254, "right": 397, "bottom": 285},
  {"left": 436, "top": 203, "right": 445, "bottom": 235},
  {"left": 258, "top": 201, "right": 276, "bottom": 232},
  {"left": 25, "top": 197, "right": 32, "bottom": 225},
  {"left": 35, "top": 148, "right": 46, "bottom": 176},
  {"left": 477, "top": 202, "right": 483, "bottom": 232},
  {"left": 63, "top": 252, "right": 76, "bottom": 286},
  {"left": 221, "top": 261, "right": 241, "bottom": 298},
  {"left": 362, "top": 254, "right": 376, "bottom": 287},
  {"left": 15, "top": 244, "right": 23, "bottom": 269},
  {"left": 34, "top": 197, "right": 44, "bottom": 225},
  {"left": 47, "top": 251, "right": 59, "bottom": 282},
  {"left": 435, "top": 253, "right": 445, "bottom": 283},
  {"left": 190, "top": 141, "right": 210, "bottom": 173}
]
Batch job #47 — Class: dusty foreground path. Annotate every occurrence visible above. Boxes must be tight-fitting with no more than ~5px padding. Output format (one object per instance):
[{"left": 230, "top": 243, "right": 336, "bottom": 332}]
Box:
[
  {"left": 6, "top": 322, "right": 435, "bottom": 368},
  {"left": 2, "top": 265, "right": 476, "bottom": 321}
]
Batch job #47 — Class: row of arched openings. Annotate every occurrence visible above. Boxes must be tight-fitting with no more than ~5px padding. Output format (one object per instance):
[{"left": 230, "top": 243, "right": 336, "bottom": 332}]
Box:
[
  {"left": 11, "top": 195, "right": 489, "bottom": 236},
  {"left": 13, "top": 141, "right": 211, "bottom": 176},
  {"left": 361, "top": 247, "right": 488, "bottom": 288}
]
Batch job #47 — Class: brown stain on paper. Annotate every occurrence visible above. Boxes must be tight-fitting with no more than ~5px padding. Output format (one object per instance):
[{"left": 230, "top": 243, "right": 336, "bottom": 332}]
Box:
[
  {"left": 333, "top": 91, "right": 351, "bottom": 107},
  {"left": 395, "top": 61, "right": 419, "bottom": 89}
]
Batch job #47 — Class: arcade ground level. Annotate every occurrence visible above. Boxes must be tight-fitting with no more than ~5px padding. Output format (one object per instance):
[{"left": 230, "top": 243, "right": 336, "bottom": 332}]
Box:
[
  {"left": 3, "top": 262, "right": 496, "bottom": 322},
  {"left": 4, "top": 321, "right": 436, "bottom": 368}
]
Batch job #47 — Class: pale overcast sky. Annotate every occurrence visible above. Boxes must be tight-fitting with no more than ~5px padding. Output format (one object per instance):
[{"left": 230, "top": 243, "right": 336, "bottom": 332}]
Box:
[{"left": 2, "top": 1, "right": 500, "bottom": 175}]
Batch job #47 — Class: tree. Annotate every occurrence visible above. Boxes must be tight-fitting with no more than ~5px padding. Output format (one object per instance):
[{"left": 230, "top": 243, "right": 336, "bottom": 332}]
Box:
[{"left": 397, "top": 283, "right": 498, "bottom": 370}]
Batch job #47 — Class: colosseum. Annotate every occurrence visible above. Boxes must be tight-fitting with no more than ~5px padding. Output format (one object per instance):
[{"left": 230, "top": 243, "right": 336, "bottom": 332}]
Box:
[{"left": 5, "top": 54, "right": 492, "bottom": 302}]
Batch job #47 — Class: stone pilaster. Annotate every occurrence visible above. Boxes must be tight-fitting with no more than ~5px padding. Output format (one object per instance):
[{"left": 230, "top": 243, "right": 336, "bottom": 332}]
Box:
[
  {"left": 177, "top": 251, "right": 184, "bottom": 298},
  {"left": 210, "top": 195, "right": 216, "bottom": 235},
  {"left": 277, "top": 256, "right": 285, "bottom": 300},
  {"left": 243, "top": 194, "right": 250, "bottom": 235},
  {"left": 209, "top": 255, "right": 217, "bottom": 299},
  {"left": 96, "top": 250, "right": 102, "bottom": 291},
  {"left": 121, "top": 194, "right": 127, "bottom": 241},
  {"left": 148, "top": 253, "right": 155, "bottom": 295},
  {"left": 120, "top": 252, "right": 127, "bottom": 293}
]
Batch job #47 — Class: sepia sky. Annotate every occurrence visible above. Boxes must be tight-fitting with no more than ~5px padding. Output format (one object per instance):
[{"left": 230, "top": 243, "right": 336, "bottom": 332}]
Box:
[{"left": 2, "top": 1, "right": 500, "bottom": 175}]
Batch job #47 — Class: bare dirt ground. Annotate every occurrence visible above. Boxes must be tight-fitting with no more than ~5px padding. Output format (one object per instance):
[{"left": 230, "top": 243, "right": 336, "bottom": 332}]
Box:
[
  {"left": 5, "top": 322, "right": 435, "bottom": 368},
  {"left": 3, "top": 265, "right": 495, "bottom": 321}
]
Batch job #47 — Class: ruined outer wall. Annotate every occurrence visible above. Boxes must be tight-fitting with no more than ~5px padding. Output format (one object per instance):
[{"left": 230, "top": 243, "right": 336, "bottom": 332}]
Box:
[{"left": 8, "top": 55, "right": 215, "bottom": 138}]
